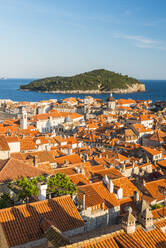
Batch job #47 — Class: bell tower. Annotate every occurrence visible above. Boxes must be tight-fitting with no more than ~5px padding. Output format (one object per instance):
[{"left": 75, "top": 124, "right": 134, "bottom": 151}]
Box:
[
  {"left": 107, "top": 92, "right": 116, "bottom": 111},
  {"left": 20, "top": 107, "right": 27, "bottom": 130}
]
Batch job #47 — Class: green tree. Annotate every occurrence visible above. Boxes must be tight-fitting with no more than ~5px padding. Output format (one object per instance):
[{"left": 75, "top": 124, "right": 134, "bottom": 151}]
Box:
[
  {"left": 8, "top": 174, "right": 76, "bottom": 203},
  {"left": 47, "top": 173, "right": 77, "bottom": 196},
  {"left": 151, "top": 203, "right": 163, "bottom": 210},
  {"left": 14, "top": 177, "right": 39, "bottom": 203},
  {"left": 20, "top": 69, "right": 141, "bottom": 92},
  {"left": 31, "top": 175, "right": 45, "bottom": 185},
  {"left": 0, "top": 193, "right": 12, "bottom": 209}
]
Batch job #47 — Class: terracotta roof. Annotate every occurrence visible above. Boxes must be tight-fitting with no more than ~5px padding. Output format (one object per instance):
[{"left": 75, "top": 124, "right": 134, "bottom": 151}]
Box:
[
  {"left": 115, "top": 232, "right": 143, "bottom": 248},
  {"left": 54, "top": 162, "right": 91, "bottom": 179},
  {"left": 54, "top": 166, "right": 79, "bottom": 176},
  {"left": 6, "top": 136, "right": 19, "bottom": 143},
  {"left": 78, "top": 183, "right": 104, "bottom": 208},
  {"left": 117, "top": 99, "right": 136, "bottom": 105},
  {"left": 144, "top": 179, "right": 166, "bottom": 202},
  {"left": 158, "top": 159, "right": 166, "bottom": 168},
  {"left": 22, "top": 150, "right": 56, "bottom": 164},
  {"left": 112, "top": 177, "right": 139, "bottom": 198},
  {"left": 63, "top": 220, "right": 166, "bottom": 248},
  {"left": 93, "top": 157, "right": 110, "bottom": 166},
  {"left": 55, "top": 154, "right": 82, "bottom": 166},
  {"left": 20, "top": 137, "right": 36, "bottom": 151},
  {"left": 0, "top": 136, "right": 10, "bottom": 151},
  {"left": 55, "top": 136, "right": 67, "bottom": 144},
  {"left": 78, "top": 182, "right": 119, "bottom": 208},
  {"left": 69, "top": 174, "right": 90, "bottom": 186},
  {"left": 116, "top": 153, "right": 128, "bottom": 162},
  {"left": 0, "top": 159, "right": 8, "bottom": 171},
  {"left": 62, "top": 217, "right": 166, "bottom": 248},
  {"left": 155, "top": 218, "right": 166, "bottom": 228},
  {"left": 67, "top": 231, "right": 121, "bottom": 247},
  {"left": 139, "top": 114, "right": 151, "bottom": 121},
  {"left": 150, "top": 129, "right": 166, "bottom": 142},
  {"left": 0, "top": 158, "right": 46, "bottom": 183},
  {"left": 32, "top": 111, "right": 61, "bottom": 121},
  {"left": 133, "top": 123, "right": 152, "bottom": 133},
  {"left": 93, "top": 167, "right": 123, "bottom": 180},
  {"left": 124, "top": 128, "right": 137, "bottom": 137},
  {"left": 66, "top": 112, "right": 83, "bottom": 120},
  {"left": 131, "top": 225, "right": 166, "bottom": 248},
  {"left": 37, "top": 162, "right": 55, "bottom": 174},
  {"left": 10, "top": 152, "right": 24, "bottom": 160},
  {"left": 154, "top": 207, "right": 166, "bottom": 218},
  {"left": 33, "top": 111, "right": 83, "bottom": 122},
  {"left": 142, "top": 146, "right": 162, "bottom": 156},
  {"left": 152, "top": 209, "right": 161, "bottom": 219},
  {"left": 33, "top": 136, "right": 49, "bottom": 145},
  {"left": 43, "top": 221, "right": 70, "bottom": 247},
  {"left": 0, "top": 195, "right": 84, "bottom": 247}
]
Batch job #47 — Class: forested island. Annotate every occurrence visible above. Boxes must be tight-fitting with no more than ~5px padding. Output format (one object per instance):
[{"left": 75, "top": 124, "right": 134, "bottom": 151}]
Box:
[{"left": 20, "top": 69, "right": 145, "bottom": 94}]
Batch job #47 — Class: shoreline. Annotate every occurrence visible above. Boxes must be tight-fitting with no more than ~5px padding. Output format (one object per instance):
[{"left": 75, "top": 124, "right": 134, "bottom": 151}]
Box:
[{"left": 19, "top": 83, "right": 146, "bottom": 95}]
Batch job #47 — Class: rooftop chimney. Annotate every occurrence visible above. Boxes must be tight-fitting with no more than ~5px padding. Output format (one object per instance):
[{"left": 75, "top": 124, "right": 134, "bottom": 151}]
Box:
[
  {"left": 34, "top": 155, "right": 38, "bottom": 167},
  {"left": 103, "top": 175, "right": 114, "bottom": 193},
  {"left": 122, "top": 207, "right": 136, "bottom": 234},
  {"left": 37, "top": 183, "right": 47, "bottom": 201},
  {"left": 117, "top": 187, "right": 123, "bottom": 199},
  {"left": 133, "top": 190, "right": 140, "bottom": 203},
  {"left": 83, "top": 192, "right": 86, "bottom": 210},
  {"left": 75, "top": 167, "right": 80, "bottom": 174}
]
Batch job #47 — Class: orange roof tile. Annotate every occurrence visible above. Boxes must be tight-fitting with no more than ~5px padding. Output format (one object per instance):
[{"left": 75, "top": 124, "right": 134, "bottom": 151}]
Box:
[
  {"left": 117, "top": 99, "right": 136, "bottom": 105},
  {"left": 0, "top": 136, "right": 10, "bottom": 151},
  {"left": 55, "top": 154, "right": 82, "bottom": 166},
  {"left": 142, "top": 146, "right": 162, "bottom": 156},
  {"left": 131, "top": 226, "right": 166, "bottom": 248},
  {"left": 0, "top": 195, "right": 84, "bottom": 247},
  {"left": 0, "top": 158, "right": 47, "bottom": 183},
  {"left": 78, "top": 182, "right": 119, "bottom": 208},
  {"left": 112, "top": 177, "right": 139, "bottom": 198},
  {"left": 69, "top": 174, "right": 90, "bottom": 186},
  {"left": 158, "top": 159, "right": 166, "bottom": 168},
  {"left": 20, "top": 137, "right": 36, "bottom": 151},
  {"left": 6, "top": 136, "right": 19, "bottom": 143},
  {"left": 144, "top": 179, "right": 166, "bottom": 202}
]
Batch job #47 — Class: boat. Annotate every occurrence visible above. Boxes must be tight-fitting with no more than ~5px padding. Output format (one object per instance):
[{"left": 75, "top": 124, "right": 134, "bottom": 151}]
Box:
[{"left": 1, "top": 76, "right": 7, "bottom": 80}]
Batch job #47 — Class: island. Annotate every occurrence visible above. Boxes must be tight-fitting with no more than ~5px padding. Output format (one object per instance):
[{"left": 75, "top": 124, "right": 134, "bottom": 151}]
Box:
[{"left": 20, "top": 69, "right": 145, "bottom": 94}]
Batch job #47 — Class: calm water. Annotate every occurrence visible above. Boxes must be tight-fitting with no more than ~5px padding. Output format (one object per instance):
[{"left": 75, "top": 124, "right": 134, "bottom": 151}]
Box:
[{"left": 0, "top": 78, "right": 166, "bottom": 102}]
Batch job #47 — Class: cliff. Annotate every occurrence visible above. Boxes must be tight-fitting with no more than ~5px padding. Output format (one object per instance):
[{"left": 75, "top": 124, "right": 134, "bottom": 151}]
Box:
[{"left": 20, "top": 69, "right": 145, "bottom": 94}]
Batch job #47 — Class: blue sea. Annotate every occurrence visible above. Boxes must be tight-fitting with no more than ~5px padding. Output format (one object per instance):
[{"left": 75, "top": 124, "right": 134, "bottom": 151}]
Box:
[{"left": 0, "top": 78, "right": 166, "bottom": 102}]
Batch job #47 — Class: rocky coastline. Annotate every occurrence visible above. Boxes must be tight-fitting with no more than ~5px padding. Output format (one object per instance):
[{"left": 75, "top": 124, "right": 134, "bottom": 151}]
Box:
[{"left": 20, "top": 83, "right": 145, "bottom": 95}]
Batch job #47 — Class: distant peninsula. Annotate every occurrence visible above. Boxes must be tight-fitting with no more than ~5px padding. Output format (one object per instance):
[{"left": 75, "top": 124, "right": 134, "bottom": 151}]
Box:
[{"left": 20, "top": 69, "right": 145, "bottom": 94}]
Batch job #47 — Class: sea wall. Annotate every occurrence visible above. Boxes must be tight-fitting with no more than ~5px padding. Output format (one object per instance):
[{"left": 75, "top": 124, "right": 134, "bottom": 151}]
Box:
[{"left": 20, "top": 83, "right": 146, "bottom": 94}]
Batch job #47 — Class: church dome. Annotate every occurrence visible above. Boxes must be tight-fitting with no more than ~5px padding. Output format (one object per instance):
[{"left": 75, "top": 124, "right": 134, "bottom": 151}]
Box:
[{"left": 107, "top": 92, "right": 115, "bottom": 102}]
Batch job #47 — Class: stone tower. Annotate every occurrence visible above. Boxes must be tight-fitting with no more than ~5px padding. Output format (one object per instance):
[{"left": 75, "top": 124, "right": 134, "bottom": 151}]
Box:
[
  {"left": 139, "top": 200, "right": 153, "bottom": 230},
  {"left": 122, "top": 207, "right": 136, "bottom": 234},
  {"left": 20, "top": 107, "right": 27, "bottom": 130},
  {"left": 107, "top": 92, "right": 116, "bottom": 111}
]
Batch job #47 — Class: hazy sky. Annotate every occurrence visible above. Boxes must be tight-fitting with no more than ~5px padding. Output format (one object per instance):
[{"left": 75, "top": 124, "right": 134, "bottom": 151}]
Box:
[{"left": 0, "top": 0, "right": 166, "bottom": 79}]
